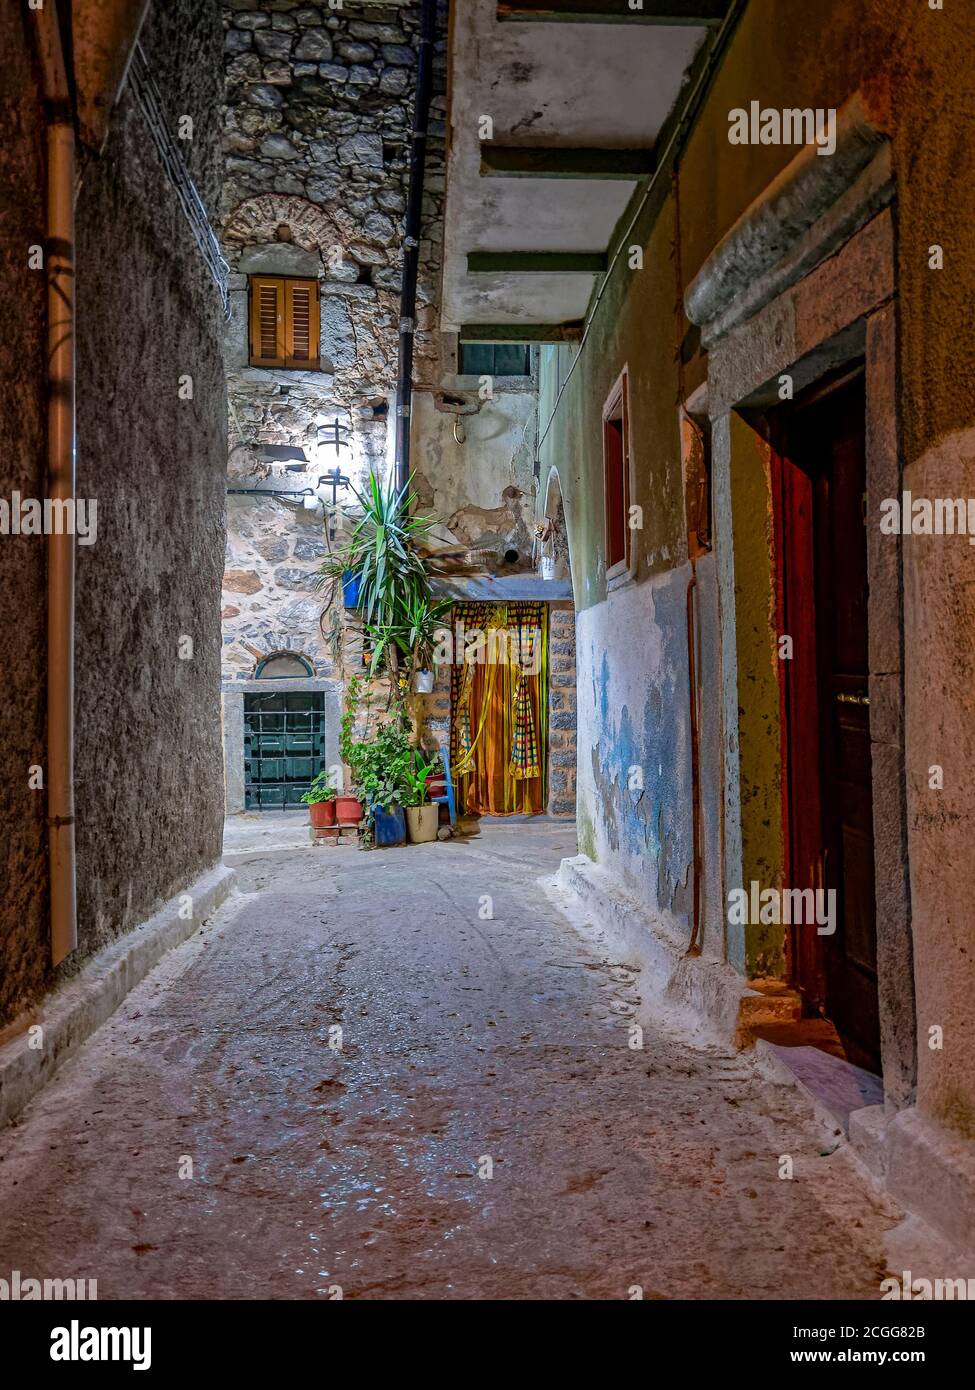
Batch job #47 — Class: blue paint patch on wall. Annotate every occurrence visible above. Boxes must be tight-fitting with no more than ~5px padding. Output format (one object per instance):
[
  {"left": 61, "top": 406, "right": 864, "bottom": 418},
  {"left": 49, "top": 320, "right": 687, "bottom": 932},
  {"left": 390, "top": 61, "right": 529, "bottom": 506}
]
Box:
[{"left": 588, "top": 577, "right": 693, "bottom": 919}]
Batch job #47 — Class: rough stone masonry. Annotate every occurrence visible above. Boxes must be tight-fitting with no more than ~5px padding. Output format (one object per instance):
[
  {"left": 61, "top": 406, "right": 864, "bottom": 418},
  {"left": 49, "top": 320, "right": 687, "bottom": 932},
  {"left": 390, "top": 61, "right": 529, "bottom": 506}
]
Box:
[{"left": 219, "top": 0, "right": 448, "bottom": 687}]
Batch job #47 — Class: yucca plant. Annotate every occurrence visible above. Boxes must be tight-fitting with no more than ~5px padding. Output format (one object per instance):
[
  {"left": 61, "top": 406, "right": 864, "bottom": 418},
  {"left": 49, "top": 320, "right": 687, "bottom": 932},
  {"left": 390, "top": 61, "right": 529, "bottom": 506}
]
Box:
[
  {"left": 317, "top": 472, "right": 444, "bottom": 678},
  {"left": 365, "top": 588, "right": 452, "bottom": 678}
]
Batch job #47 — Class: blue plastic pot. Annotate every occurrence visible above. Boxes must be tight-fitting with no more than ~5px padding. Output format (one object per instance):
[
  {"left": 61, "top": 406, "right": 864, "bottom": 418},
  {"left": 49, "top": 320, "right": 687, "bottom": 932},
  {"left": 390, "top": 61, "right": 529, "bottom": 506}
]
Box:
[
  {"left": 342, "top": 569, "right": 362, "bottom": 609},
  {"left": 373, "top": 804, "right": 406, "bottom": 847}
]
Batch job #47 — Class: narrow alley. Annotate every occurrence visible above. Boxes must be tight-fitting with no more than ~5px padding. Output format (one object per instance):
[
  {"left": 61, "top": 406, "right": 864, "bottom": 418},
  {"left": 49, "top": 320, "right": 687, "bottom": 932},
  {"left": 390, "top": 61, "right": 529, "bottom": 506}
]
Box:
[
  {"left": 3, "top": 0, "right": 975, "bottom": 1340},
  {"left": 1, "top": 820, "right": 902, "bottom": 1301}
]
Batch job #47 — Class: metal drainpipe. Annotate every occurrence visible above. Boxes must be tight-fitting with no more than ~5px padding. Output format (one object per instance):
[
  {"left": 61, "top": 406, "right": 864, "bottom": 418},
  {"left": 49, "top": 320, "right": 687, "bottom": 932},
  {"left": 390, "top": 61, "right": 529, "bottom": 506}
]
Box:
[
  {"left": 35, "top": 3, "right": 78, "bottom": 965},
  {"left": 394, "top": 0, "right": 437, "bottom": 494}
]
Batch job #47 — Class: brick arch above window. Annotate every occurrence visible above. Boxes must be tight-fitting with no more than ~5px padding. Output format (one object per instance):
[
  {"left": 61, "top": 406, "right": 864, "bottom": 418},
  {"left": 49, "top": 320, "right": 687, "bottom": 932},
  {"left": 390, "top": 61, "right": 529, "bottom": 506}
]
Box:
[{"left": 222, "top": 194, "right": 343, "bottom": 263}]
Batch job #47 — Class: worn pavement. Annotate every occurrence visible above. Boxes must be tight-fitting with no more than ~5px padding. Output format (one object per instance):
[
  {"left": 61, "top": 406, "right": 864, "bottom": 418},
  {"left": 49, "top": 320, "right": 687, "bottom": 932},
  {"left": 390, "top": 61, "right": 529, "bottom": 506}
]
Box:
[{"left": 0, "top": 818, "right": 907, "bottom": 1299}]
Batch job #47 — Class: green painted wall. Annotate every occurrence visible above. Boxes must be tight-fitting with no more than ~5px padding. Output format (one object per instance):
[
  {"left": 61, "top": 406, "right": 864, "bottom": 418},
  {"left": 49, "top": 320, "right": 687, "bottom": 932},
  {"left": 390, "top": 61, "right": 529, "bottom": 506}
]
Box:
[
  {"left": 537, "top": 0, "right": 975, "bottom": 990},
  {"left": 541, "top": 0, "right": 975, "bottom": 601}
]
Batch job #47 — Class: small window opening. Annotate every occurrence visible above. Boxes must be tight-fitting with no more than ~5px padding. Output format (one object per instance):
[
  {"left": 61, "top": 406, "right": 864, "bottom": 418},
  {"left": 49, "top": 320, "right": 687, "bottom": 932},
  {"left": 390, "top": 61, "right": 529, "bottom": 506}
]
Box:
[
  {"left": 603, "top": 370, "right": 631, "bottom": 577},
  {"left": 248, "top": 275, "right": 321, "bottom": 370},
  {"left": 255, "top": 652, "right": 314, "bottom": 679},
  {"left": 458, "top": 343, "right": 531, "bottom": 377}
]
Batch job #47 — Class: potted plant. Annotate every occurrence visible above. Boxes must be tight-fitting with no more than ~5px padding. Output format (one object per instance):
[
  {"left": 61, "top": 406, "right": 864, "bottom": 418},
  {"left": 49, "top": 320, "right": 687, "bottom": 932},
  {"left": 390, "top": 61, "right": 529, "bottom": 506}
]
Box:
[
  {"left": 335, "top": 790, "right": 364, "bottom": 827},
  {"left": 369, "top": 774, "right": 408, "bottom": 847},
  {"left": 365, "top": 589, "right": 451, "bottom": 690},
  {"left": 339, "top": 681, "right": 412, "bottom": 847},
  {"left": 425, "top": 754, "right": 446, "bottom": 803},
  {"left": 401, "top": 755, "right": 440, "bottom": 843},
  {"left": 301, "top": 770, "right": 337, "bottom": 829},
  {"left": 336, "top": 675, "right": 368, "bottom": 825},
  {"left": 317, "top": 472, "right": 439, "bottom": 681}
]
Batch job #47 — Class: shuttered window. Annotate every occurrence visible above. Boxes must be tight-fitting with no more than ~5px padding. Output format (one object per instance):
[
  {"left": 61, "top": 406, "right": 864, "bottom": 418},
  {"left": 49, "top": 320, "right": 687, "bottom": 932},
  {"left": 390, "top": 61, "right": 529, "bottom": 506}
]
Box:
[{"left": 248, "top": 275, "right": 320, "bottom": 369}]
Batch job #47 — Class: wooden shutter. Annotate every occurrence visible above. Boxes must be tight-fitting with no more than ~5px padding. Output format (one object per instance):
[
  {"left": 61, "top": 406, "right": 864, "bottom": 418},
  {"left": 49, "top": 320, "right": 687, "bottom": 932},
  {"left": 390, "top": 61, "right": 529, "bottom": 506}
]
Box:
[
  {"left": 248, "top": 276, "right": 320, "bottom": 369},
  {"left": 284, "top": 278, "right": 320, "bottom": 369},
  {"left": 249, "top": 276, "right": 285, "bottom": 367}
]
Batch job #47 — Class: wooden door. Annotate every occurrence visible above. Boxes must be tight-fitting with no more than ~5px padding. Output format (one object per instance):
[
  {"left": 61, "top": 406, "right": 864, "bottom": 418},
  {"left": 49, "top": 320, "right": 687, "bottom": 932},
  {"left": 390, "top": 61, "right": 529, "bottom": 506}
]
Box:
[{"left": 774, "top": 369, "right": 881, "bottom": 1073}]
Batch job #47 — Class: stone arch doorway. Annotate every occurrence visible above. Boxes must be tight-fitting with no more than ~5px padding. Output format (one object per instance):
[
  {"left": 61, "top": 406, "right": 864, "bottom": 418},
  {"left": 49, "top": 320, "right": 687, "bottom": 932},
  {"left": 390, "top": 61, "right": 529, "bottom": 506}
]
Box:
[{"left": 255, "top": 650, "right": 316, "bottom": 680}]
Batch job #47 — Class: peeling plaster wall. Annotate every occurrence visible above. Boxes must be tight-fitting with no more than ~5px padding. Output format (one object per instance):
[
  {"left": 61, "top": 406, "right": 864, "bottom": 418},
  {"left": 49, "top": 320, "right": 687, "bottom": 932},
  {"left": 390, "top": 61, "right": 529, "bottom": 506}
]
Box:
[
  {"left": 539, "top": 195, "right": 721, "bottom": 961},
  {"left": 576, "top": 574, "right": 693, "bottom": 937},
  {"left": 412, "top": 385, "right": 536, "bottom": 562},
  {"left": 538, "top": 0, "right": 975, "bottom": 1147}
]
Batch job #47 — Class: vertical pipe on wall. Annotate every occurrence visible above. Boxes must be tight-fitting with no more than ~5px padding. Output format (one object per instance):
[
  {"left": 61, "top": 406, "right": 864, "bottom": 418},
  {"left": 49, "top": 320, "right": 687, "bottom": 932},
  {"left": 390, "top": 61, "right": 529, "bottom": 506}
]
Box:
[
  {"left": 35, "top": 4, "right": 78, "bottom": 965},
  {"left": 394, "top": 0, "right": 437, "bottom": 494}
]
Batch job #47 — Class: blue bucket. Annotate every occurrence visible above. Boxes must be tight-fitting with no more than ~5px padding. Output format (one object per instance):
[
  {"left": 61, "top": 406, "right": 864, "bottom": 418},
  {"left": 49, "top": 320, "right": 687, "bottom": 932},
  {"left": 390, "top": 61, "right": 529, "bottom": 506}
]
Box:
[
  {"left": 373, "top": 804, "right": 406, "bottom": 847},
  {"left": 342, "top": 569, "right": 362, "bottom": 609}
]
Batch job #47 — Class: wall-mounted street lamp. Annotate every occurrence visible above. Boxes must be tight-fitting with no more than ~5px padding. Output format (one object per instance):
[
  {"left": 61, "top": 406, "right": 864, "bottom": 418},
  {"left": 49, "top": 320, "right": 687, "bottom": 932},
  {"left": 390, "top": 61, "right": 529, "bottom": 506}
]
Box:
[
  {"left": 318, "top": 466, "right": 351, "bottom": 506},
  {"left": 318, "top": 420, "right": 351, "bottom": 457}
]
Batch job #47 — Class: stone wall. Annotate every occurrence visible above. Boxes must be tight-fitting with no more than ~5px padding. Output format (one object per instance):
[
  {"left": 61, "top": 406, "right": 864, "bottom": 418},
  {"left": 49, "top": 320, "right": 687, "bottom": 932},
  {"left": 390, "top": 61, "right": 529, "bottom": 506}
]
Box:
[
  {"left": 219, "top": 0, "right": 448, "bottom": 706},
  {"left": 73, "top": 0, "right": 228, "bottom": 965},
  {"left": 547, "top": 603, "right": 577, "bottom": 818}
]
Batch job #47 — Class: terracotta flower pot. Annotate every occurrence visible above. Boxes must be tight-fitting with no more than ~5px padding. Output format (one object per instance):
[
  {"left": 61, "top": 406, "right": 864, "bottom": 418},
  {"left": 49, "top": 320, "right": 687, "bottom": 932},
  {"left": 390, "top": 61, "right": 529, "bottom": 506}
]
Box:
[
  {"left": 335, "top": 794, "right": 363, "bottom": 826},
  {"left": 308, "top": 800, "right": 336, "bottom": 828}
]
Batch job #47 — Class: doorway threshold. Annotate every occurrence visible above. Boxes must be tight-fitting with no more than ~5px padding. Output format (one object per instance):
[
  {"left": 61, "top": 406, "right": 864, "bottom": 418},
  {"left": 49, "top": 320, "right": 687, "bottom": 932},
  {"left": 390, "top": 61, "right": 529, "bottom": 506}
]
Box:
[{"left": 755, "top": 1029, "right": 884, "bottom": 1138}]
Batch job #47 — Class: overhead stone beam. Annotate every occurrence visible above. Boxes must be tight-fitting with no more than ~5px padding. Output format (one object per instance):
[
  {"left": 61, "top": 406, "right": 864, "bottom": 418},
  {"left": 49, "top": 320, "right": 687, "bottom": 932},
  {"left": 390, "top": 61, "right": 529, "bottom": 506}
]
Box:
[
  {"left": 480, "top": 146, "right": 655, "bottom": 179},
  {"left": 467, "top": 251, "right": 608, "bottom": 273},
  {"left": 497, "top": 1, "right": 729, "bottom": 23},
  {"left": 459, "top": 322, "right": 584, "bottom": 343}
]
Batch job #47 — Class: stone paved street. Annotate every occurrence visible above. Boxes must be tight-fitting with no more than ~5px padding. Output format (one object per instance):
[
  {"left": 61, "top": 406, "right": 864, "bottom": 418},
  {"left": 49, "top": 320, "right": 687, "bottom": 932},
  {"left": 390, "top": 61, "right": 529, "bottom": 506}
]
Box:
[{"left": 0, "top": 820, "right": 910, "bottom": 1300}]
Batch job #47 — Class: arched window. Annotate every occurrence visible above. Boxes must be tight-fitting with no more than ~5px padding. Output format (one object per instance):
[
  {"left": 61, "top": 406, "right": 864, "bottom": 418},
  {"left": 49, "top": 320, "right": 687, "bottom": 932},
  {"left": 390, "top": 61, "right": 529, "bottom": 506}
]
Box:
[{"left": 255, "top": 652, "right": 314, "bottom": 679}]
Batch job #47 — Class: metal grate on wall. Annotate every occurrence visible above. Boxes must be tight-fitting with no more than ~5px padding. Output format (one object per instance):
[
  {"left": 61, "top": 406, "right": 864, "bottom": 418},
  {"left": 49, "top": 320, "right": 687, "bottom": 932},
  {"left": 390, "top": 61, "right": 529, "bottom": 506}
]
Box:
[
  {"left": 128, "top": 42, "right": 230, "bottom": 318},
  {"left": 244, "top": 691, "right": 326, "bottom": 810}
]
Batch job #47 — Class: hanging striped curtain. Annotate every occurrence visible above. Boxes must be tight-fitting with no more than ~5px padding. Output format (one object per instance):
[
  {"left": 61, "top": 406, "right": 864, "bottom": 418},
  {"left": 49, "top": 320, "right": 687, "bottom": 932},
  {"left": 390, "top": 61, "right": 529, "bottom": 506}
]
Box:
[{"left": 449, "top": 602, "right": 548, "bottom": 816}]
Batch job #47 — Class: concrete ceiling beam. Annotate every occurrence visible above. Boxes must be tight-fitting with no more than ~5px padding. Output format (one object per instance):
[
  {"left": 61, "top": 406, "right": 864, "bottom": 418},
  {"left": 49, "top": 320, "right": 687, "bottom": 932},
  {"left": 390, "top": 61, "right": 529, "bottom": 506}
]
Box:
[
  {"left": 497, "top": 1, "right": 728, "bottom": 24},
  {"left": 466, "top": 251, "right": 608, "bottom": 273},
  {"left": 460, "top": 322, "right": 584, "bottom": 342},
  {"left": 480, "top": 146, "right": 655, "bottom": 179}
]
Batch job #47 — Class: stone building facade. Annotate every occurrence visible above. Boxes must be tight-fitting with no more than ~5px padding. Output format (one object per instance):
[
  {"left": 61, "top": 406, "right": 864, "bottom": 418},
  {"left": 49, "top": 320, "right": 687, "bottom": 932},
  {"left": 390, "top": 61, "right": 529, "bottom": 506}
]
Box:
[
  {"left": 219, "top": 0, "right": 577, "bottom": 816},
  {"left": 219, "top": 1, "right": 452, "bottom": 807},
  {"left": 220, "top": 0, "right": 441, "bottom": 676}
]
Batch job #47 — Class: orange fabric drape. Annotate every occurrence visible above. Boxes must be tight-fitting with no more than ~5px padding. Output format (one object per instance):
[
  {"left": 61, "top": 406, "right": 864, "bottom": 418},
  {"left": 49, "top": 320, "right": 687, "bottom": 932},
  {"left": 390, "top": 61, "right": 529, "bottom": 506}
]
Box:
[{"left": 450, "top": 603, "right": 547, "bottom": 816}]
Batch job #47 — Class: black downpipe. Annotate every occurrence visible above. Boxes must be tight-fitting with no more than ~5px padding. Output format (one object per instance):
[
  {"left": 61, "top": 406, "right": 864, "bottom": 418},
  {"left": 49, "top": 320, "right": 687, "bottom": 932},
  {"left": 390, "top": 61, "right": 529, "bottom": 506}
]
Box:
[{"left": 394, "top": 0, "right": 438, "bottom": 495}]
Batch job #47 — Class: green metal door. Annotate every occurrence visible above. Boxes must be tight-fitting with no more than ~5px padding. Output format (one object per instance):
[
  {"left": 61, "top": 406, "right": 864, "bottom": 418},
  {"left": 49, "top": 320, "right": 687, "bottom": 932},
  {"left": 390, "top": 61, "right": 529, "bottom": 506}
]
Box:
[{"left": 244, "top": 691, "right": 326, "bottom": 809}]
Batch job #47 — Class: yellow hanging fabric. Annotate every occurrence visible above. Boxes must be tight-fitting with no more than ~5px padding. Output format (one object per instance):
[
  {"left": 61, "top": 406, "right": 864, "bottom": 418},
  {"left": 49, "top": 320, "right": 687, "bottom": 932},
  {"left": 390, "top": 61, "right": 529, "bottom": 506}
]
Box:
[{"left": 449, "top": 602, "right": 547, "bottom": 816}]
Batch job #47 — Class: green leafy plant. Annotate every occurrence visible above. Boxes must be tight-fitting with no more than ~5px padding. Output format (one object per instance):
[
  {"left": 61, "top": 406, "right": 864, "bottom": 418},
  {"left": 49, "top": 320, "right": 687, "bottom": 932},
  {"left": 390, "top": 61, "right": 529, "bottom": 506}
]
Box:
[
  {"left": 366, "top": 589, "right": 452, "bottom": 680},
  {"left": 300, "top": 769, "right": 337, "bottom": 805},
  {"left": 399, "top": 753, "right": 439, "bottom": 809},
  {"left": 339, "top": 675, "right": 413, "bottom": 810},
  {"left": 339, "top": 673, "right": 367, "bottom": 770},
  {"left": 317, "top": 472, "right": 443, "bottom": 679}
]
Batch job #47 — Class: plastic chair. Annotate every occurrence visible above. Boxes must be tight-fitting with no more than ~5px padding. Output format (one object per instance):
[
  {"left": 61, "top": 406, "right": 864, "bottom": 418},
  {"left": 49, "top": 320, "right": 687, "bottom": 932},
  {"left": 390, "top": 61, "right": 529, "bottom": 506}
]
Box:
[{"left": 430, "top": 743, "right": 457, "bottom": 828}]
